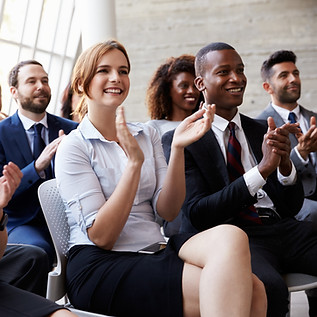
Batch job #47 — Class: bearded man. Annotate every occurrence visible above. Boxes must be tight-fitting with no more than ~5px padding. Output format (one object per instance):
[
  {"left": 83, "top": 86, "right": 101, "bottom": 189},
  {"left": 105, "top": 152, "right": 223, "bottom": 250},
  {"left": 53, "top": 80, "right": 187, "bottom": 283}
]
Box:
[{"left": 0, "top": 60, "right": 78, "bottom": 269}]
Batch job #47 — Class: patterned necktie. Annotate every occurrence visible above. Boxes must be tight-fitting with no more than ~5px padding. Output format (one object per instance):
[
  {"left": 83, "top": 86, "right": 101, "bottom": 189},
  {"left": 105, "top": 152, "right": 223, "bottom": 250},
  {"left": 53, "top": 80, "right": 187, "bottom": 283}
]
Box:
[
  {"left": 227, "top": 122, "right": 262, "bottom": 224},
  {"left": 33, "top": 123, "right": 52, "bottom": 179}
]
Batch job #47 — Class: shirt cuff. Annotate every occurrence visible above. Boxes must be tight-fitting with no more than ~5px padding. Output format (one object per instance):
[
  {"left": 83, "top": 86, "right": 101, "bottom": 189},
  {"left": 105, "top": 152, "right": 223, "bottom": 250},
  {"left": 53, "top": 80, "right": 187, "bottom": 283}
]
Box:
[
  {"left": 243, "top": 166, "right": 266, "bottom": 197},
  {"left": 277, "top": 160, "right": 297, "bottom": 185},
  {"left": 294, "top": 146, "right": 309, "bottom": 165}
]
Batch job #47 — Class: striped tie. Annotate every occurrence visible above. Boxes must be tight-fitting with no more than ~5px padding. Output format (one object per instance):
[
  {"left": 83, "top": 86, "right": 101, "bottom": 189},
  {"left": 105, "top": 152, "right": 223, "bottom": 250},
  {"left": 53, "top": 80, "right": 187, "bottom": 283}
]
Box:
[{"left": 227, "top": 122, "right": 261, "bottom": 224}]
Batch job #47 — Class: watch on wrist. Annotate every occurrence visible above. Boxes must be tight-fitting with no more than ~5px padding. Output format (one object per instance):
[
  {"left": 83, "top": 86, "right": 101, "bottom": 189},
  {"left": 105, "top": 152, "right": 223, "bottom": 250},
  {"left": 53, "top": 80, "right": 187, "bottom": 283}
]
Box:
[{"left": 0, "top": 212, "right": 8, "bottom": 231}]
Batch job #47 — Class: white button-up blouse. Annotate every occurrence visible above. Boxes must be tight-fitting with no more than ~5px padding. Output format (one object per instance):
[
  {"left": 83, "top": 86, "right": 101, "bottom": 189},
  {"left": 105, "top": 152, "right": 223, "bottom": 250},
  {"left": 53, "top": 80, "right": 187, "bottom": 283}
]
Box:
[{"left": 55, "top": 115, "right": 167, "bottom": 252}]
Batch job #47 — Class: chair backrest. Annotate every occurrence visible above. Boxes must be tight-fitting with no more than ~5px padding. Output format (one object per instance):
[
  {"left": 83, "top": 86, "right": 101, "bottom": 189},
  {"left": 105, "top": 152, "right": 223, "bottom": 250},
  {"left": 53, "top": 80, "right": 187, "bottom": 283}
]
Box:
[
  {"left": 39, "top": 179, "right": 113, "bottom": 317},
  {"left": 38, "top": 178, "right": 69, "bottom": 301}
]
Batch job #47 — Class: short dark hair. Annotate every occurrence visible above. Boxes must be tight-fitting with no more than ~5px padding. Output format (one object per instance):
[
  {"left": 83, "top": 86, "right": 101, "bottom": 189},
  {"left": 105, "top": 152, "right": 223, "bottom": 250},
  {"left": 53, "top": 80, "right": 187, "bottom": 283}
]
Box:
[
  {"left": 8, "top": 60, "right": 43, "bottom": 88},
  {"left": 261, "top": 50, "right": 297, "bottom": 81},
  {"left": 195, "top": 42, "right": 235, "bottom": 76}
]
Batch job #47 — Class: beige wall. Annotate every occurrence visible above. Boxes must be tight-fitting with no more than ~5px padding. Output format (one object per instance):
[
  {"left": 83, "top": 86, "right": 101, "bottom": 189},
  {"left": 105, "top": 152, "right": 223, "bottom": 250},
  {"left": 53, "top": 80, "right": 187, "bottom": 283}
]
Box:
[{"left": 114, "top": 0, "right": 317, "bottom": 122}]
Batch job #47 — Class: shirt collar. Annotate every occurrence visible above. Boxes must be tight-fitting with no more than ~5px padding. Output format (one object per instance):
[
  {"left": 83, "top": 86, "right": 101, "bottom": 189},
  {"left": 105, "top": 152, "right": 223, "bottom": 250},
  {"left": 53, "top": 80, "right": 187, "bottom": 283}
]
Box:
[
  {"left": 79, "top": 115, "right": 143, "bottom": 142},
  {"left": 17, "top": 110, "right": 48, "bottom": 131},
  {"left": 213, "top": 111, "right": 242, "bottom": 133},
  {"left": 271, "top": 103, "right": 300, "bottom": 122}
]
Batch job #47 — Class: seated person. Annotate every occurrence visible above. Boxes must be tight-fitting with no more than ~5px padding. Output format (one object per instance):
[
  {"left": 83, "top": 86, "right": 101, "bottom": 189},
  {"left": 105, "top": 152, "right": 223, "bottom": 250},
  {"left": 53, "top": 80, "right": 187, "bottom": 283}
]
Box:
[
  {"left": 162, "top": 41, "right": 317, "bottom": 317},
  {"left": 0, "top": 162, "right": 77, "bottom": 317},
  {"left": 257, "top": 49, "right": 317, "bottom": 223},
  {"left": 145, "top": 54, "right": 202, "bottom": 237},
  {"left": 146, "top": 54, "right": 202, "bottom": 138},
  {"left": 0, "top": 60, "right": 78, "bottom": 268},
  {"left": 55, "top": 39, "right": 267, "bottom": 317}
]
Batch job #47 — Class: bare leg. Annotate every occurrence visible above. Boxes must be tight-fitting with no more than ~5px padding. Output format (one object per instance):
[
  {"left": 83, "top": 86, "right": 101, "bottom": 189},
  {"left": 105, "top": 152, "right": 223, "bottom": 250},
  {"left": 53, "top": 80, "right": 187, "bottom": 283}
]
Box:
[
  {"left": 179, "top": 224, "right": 267, "bottom": 317},
  {"left": 49, "top": 308, "right": 79, "bottom": 316},
  {"left": 250, "top": 274, "right": 267, "bottom": 317}
]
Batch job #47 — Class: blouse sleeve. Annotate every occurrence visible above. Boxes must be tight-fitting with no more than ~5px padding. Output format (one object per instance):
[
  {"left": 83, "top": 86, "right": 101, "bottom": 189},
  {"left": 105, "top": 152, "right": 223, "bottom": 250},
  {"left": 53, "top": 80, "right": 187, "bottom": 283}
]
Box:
[
  {"left": 147, "top": 125, "right": 167, "bottom": 215},
  {"left": 55, "top": 131, "right": 106, "bottom": 236}
]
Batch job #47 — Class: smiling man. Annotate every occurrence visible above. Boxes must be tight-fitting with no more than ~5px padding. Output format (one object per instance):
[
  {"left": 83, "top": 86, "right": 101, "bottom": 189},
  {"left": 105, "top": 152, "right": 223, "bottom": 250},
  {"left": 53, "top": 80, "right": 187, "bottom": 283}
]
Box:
[
  {"left": 162, "top": 42, "right": 317, "bottom": 317},
  {"left": 0, "top": 60, "right": 78, "bottom": 271},
  {"left": 257, "top": 50, "right": 317, "bottom": 317},
  {"left": 258, "top": 50, "right": 317, "bottom": 223}
]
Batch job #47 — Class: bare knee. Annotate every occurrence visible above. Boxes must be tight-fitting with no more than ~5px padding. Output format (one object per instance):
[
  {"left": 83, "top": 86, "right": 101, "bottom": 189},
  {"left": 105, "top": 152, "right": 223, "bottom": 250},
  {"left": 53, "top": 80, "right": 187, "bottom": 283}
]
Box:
[
  {"left": 179, "top": 225, "right": 250, "bottom": 267},
  {"left": 201, "top": 225, "right": 250, "bottom": 262}
]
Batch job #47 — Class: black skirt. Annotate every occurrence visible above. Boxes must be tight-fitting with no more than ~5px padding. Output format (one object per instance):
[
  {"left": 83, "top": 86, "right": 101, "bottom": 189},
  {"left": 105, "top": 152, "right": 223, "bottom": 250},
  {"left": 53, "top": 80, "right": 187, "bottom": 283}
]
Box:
[{"left": 66, "top": 233, "right": 194, "bottom": 317}]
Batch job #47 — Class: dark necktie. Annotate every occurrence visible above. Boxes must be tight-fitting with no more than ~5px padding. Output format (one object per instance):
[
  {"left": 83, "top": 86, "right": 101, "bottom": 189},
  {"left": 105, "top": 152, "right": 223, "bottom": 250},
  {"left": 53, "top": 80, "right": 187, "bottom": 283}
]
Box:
[
  {"left": 33, "top": 123, "right": 52, "bottom": 179},
  {"left": 288, "top": 112, "right": 297, "bottom": 124},
  {"left": 33, "top": 123, "right": 46, "bottom": 159},
  {"left": 227, "top": 122, "right": 262, "bottom": 224}
]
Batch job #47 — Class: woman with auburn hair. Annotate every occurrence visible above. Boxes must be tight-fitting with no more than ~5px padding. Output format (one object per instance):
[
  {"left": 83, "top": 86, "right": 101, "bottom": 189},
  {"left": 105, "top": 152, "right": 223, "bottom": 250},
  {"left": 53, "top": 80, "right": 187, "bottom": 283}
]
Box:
[{"left": 55, "top": 40, "right": 267, "bottom": 317}]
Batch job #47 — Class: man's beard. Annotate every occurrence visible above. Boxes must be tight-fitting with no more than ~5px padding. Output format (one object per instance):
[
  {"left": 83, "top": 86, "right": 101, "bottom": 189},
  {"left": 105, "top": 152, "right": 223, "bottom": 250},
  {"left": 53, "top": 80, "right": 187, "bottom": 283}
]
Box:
[
  {"left": 274, "top": 83, "right": 301, "bottom": 105},
  {"left": 20, "top": 96, "right": 51, "bottom": 114},
  {"left": 278, "top": 88, "right": 301, "bottom": 104}
]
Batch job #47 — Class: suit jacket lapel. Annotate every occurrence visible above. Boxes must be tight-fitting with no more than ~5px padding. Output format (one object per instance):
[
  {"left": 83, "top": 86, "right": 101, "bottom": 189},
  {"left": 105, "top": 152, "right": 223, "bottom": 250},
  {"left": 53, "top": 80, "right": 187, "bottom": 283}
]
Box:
[
  {"left": 190, "top": 129, "right": 230, "bottom": 185},
  {"left": 11, "top": 112, "right": 33, "bottom": 163},
  {"left": 46, "top": 113, "right": 61, "bottom": 176},
  {"left": 267, "top": 103, "right": 298, "bottom": 148},
  {"left": 299, "top": 106, "right": 317, "bottom": 164},
  {"left": 241, "top": 114, "right": 264, "bottom": 164},
  {"left": 47, "top": 113, "right": 60, "bottom": 142}
]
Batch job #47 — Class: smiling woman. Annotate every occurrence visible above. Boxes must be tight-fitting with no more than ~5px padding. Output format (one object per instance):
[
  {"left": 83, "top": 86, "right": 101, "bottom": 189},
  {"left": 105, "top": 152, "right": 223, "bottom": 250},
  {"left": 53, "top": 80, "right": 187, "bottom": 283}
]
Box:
[
  {"left": 145, "top": 54, "right": 204, "bottom": 237},
  {"left": 54, "top": 39, "right": 266, "bottom": 317},
  {"left": 145, "top": 54, "right": 203, "bottom": 139}
]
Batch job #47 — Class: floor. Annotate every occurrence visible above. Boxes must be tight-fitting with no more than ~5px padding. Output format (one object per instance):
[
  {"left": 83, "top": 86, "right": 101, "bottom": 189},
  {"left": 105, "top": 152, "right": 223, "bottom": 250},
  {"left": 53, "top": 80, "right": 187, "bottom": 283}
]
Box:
[{"left": 290, "top": 291, "right": 309, "bottom": 316}]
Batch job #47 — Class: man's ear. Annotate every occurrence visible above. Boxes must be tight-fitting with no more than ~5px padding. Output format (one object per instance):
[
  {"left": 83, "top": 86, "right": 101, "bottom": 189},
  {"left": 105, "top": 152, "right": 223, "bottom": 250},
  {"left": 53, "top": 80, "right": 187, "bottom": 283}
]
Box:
[
  {"left": 262, "top": 81, "right": 272, "bottom": 94},
  {"left": 194, "top": 76, "right": 205, "bottom": 92},
  {"left": 9, "top": 86, "right": 18, "bottom": 100}
]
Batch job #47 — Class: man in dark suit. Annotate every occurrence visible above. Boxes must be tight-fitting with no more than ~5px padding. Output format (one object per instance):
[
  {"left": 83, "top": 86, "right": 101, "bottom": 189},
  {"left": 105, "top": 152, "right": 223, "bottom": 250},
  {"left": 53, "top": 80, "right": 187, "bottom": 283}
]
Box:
[
  {"left": 257, "top": 50, "right": 317, "bottom": 224},
  {"left": 257, "top": 49, "right": 317, "bottom": 317},
  {"left": 0, "top": 60, "right": 78, "bottom": 269},
  {"left": 162, "top": 42, "right": 317, "bottom": 317},
  {"left": 0, "top": 162, "right": 77, "bottom": 316}
]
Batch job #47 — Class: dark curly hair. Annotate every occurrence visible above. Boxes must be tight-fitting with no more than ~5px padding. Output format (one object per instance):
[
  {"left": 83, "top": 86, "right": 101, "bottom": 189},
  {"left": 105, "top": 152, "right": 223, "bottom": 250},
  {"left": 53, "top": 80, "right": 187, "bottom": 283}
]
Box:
[{"left": 146, "top": 54, "right": 201, "bottom": 120}]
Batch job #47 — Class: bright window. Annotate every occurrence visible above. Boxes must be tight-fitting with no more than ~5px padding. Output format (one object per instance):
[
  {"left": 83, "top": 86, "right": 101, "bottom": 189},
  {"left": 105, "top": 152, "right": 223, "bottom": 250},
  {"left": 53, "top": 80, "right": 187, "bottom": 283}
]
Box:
[{"left": 0, "top": 0, "right": 81, "bottom": 116}]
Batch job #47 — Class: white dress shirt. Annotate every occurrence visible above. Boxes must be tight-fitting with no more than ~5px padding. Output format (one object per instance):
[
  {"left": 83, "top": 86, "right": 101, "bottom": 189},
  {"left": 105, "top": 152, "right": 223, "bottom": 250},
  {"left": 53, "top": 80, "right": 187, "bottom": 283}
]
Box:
[
  {"left": 271, "top": 103, "right": 315, "bottom": 167},
  {"left": 18, "top": 110, "right": 49, "bottom": 178},
  {"left": 55, "top": 115, "right": 167, "bottom": 252},
  {"left": 212, "top": 111, "right": 296, "bottom": 210},
  {"left": 18, "top": 110, "right": 49, "bottom": 152}
]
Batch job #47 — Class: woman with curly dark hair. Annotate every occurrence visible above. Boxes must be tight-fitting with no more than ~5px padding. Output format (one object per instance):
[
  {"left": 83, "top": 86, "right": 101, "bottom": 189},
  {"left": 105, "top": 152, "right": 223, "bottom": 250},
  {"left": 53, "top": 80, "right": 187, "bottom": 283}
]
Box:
[
  {"left": 146, "top": 54, "right": 203, "bottom": 138},
  {"left": 146, "top": 55, "right": 203, "bottom": 236}
]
